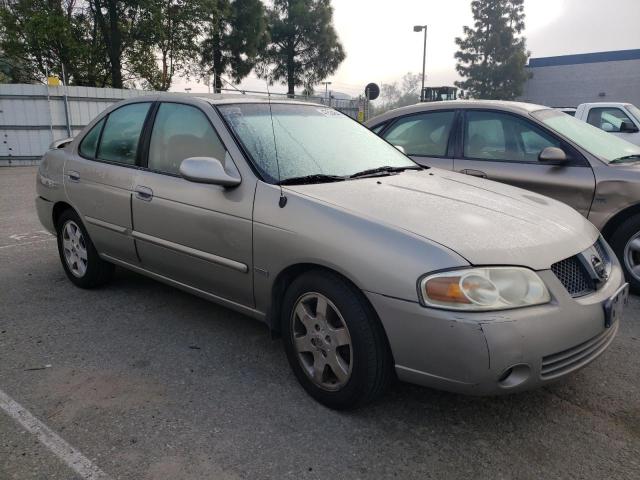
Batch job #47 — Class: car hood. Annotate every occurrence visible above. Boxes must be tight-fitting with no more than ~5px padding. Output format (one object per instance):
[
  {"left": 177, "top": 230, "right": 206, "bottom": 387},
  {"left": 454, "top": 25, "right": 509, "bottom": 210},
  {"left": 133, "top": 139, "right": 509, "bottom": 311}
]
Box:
[{"left": 285, "top": 169, "right": 599, "bottom": 270}]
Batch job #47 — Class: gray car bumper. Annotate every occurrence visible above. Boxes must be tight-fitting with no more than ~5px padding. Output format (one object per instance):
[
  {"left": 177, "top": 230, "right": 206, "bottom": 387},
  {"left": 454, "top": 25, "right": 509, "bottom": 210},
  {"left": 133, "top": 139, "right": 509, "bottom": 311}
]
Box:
[{"left": 366, "top": 263, "right": 625, "bottom": 395}]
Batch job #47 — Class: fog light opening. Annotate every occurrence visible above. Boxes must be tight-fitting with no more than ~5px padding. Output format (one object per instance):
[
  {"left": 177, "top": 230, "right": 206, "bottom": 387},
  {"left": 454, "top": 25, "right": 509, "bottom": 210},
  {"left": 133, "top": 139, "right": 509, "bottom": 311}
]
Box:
[{"left": 498, "top": 364, "right": 531, "bottom": 389}]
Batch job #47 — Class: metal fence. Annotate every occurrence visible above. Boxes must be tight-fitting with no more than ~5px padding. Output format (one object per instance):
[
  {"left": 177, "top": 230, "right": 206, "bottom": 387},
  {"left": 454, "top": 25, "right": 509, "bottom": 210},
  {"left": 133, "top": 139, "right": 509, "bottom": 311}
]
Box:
[{"left": 0, "top": 84, "right": 366, "bottom": 166}]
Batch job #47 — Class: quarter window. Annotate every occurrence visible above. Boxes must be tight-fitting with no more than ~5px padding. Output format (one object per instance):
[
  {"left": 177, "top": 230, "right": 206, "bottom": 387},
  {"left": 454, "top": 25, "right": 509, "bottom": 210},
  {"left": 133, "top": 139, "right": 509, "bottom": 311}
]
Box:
[
  {"left": 464, "top": 111, "right": 561, "bottom": 162},
  {"left": 383, "top": 111, "right": 455, "bottom": 157},
  {"left": 97, "top": 102, "right": 151, "bottom": 165},
  {"left": 148, "top": 103, "right": 227, "bottom": 175},
  {"left": 587, "top": 107, "right": 634, "bottom": 133},
  {"left": 79, "top": 119, "right": 104, "bottom": 158}
]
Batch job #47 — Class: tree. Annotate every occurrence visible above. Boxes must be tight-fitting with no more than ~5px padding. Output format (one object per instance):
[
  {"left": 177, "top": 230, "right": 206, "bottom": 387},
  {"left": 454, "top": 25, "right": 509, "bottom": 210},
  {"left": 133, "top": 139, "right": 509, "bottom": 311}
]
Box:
[
  {"left": 373, "top": 72, "right": 422, "bottom": 115},
  {"left": 200, "top": 0, "right": 267, "bottom": 94},
  {"left": 135, "top": 0, "right": 203, "bottom": 91},
  {"left": 0, "top": 1, "right": 110, "bottom": 85},
  {"left": 260, "top": 0, "right": 345, "bottom": 96},
  {"left": 454, "top": 0, "right": 530, "bottom": 100}
]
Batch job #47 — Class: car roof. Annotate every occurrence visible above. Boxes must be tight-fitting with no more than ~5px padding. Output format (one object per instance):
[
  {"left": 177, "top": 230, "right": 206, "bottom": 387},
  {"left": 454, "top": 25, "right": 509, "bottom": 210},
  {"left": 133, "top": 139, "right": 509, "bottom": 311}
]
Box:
[
  {"left": 365, "top": 100, "right": 551, "bottom": 126},
  {"left": 115, "top": 92, "right": 324, "bottom": 108}
]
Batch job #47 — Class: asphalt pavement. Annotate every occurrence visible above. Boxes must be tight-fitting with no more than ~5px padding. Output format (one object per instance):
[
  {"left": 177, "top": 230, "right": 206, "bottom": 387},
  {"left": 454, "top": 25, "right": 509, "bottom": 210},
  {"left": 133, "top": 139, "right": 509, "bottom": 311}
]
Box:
[{"left": 1, "top": 166, "right": 639, "bottom": 479}]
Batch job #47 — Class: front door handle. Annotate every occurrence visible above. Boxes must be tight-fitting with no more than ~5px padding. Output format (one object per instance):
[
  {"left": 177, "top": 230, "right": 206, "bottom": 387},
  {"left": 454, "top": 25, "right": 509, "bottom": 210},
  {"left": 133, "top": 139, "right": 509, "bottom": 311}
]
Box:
[
  {"left": 461, "top": 169, "right": 487, "bottom": 178},
  {"left": 135, "top": 186, "right": 153, "bottom": 201},
  {"left": 67, "top": 170, "right": 80, "bottom": 182}
]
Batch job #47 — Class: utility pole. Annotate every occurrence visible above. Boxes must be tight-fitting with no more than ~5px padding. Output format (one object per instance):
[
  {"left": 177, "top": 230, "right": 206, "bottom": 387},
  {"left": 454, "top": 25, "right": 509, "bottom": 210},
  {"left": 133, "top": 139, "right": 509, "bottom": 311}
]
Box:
[{"left": 413, "top": 25, "right": 427, "bottom": 102}]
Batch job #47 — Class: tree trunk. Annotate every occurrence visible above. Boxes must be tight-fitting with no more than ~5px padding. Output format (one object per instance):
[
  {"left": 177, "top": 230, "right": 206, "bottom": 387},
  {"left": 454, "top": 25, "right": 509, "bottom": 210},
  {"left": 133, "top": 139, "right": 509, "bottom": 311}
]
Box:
[
  {"left": 107, "top": 0, "right": 123, "bottom": 89},
  {"left": 286, "top": 43, "right": 295, "bottom": 97}
]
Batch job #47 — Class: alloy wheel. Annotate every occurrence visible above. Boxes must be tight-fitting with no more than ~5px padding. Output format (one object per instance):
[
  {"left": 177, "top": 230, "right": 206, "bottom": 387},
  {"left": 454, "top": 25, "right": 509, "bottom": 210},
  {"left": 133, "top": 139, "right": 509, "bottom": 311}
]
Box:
[
  {"left": 61, "top": 220, "right": 88, "bottom": 278},
  {"left": 290, "top": 292, "right": 353, "bottom": 391}
]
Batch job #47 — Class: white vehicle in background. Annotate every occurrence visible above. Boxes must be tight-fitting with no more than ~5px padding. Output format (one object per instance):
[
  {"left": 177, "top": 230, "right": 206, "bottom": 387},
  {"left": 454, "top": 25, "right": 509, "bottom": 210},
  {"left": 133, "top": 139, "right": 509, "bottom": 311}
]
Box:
[{"left": 573, "top": 103, "right": 640, "bottom": 146}]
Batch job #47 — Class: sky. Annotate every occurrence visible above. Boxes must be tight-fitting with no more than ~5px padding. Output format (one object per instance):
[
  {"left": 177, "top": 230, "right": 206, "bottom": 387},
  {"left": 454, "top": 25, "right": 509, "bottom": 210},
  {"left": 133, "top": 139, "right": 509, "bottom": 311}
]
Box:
[{"left": 173, "top": 0, "right": 640, "bottom": 98}]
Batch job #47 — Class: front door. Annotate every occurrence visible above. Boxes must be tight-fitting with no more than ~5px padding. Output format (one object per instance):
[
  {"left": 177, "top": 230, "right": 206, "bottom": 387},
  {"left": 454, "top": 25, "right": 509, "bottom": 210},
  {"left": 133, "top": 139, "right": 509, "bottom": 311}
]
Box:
[
  {"left": 586, "top": 106, "right": 640, "bottom": 146},
  {"left": 131, "top": 101, "right": 254, "bottom": 307},
  {"left": 64, "top": 102, "right": 153, "bottom": 264},
  {"left": 453, "top": 109, "right": 596, "bottom": 217}
]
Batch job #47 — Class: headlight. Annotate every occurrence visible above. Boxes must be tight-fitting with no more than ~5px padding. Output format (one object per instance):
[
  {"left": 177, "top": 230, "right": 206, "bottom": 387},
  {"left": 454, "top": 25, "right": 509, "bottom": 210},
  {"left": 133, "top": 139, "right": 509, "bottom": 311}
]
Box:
[{"left": 419, "top": 267, "right": 550, "bottom": 311}]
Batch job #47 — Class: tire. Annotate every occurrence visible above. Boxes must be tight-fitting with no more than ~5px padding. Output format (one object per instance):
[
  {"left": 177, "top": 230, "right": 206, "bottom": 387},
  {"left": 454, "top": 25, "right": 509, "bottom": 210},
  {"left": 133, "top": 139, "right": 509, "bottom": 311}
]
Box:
[
  {"left": 609, "top": 214, "right": 640, "bottom": 293},
  {"left": 56, "top": 209, "right": 114, "bottom": 289},
  {"left": 281, "top": 270, "right": 393, "bottom": 409}
]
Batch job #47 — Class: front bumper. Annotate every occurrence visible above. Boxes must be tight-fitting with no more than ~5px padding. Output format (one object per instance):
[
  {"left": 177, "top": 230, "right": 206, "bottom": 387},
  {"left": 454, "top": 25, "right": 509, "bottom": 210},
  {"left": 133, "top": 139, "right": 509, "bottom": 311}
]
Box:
[{"left": 367, "top": 259, "right": 625, "bottom": 395}]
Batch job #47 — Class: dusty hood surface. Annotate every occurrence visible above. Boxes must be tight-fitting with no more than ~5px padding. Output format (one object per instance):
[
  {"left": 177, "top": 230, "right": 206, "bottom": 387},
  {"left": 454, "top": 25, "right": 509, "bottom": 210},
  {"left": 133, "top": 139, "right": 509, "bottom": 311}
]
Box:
[{"left": 286, "top": 169, "right": 599, "bottom": 270}]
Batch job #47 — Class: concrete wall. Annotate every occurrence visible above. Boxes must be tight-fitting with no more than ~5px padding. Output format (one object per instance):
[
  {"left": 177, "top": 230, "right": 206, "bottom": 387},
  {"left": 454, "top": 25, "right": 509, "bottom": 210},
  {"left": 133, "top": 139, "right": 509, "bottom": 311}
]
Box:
[
  {"left": 519, "top": 59, "right": 640, "bottom": 108},
  {"left": 0, "top": 84, "right": 149, "bottom": 166}
]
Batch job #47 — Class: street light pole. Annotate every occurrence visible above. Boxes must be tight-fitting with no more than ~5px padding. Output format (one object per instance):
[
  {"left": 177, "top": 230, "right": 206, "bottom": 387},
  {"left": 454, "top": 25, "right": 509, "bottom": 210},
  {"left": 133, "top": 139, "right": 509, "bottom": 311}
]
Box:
[{"left": 414, "top": 25, "right": 427, "bottom": 102}]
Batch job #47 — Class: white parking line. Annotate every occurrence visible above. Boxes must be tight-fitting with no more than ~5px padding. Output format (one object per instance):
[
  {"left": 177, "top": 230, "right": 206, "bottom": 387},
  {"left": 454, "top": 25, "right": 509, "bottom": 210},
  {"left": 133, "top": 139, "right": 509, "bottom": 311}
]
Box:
[
  {"left": 0, "top": 238, "right": 56, "bottom": 250},
  {"left": 0, "top": 388, "right": 112, "bottom": 480}
]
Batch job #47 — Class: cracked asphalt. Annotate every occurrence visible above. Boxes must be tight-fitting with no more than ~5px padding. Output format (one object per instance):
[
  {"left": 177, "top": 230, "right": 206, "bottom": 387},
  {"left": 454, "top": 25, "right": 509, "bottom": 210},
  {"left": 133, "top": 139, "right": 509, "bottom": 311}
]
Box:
[{"left": 1, "top": 166, "right": 639, "bottom": 479}]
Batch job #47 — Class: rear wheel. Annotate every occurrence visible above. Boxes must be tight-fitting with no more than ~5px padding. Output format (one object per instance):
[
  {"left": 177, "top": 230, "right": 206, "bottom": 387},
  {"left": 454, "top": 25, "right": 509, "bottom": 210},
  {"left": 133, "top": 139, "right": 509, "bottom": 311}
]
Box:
[
  {"left": 56, "top": 209, "right": 114, "bottom": 288},
  {"left": 281, "top": 270, "right": 393, "bottom": 409},
  {"left": 609, "top": 215, "right": 640, "bottom": 292}
]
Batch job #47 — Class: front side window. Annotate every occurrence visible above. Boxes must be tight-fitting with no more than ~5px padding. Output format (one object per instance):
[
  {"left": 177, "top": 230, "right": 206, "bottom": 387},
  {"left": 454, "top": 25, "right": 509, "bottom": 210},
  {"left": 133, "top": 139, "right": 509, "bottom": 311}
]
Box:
[
  {"left": 587, "top": 107, "right": 634, "bottom": 132},
  {"left": 383, "top": 111, "right": 455, "bottom": 157},
  {"left": 148, "top": 103, "right": 227, "bottom": 175},
  {"left": 97, "top": 103, "right": 151, "bottom": 165},
  {"left": 533, "top": 109, "right": 640, "bottom": 163},
  {"left": 464, "top": 110, "right": 561, "bottom": 162},
  {"left": 218, "top": 103, "right": 415, "bottom": 183},
  {"left": 79, "top": 119, "right": 104, "bottom": 158}
]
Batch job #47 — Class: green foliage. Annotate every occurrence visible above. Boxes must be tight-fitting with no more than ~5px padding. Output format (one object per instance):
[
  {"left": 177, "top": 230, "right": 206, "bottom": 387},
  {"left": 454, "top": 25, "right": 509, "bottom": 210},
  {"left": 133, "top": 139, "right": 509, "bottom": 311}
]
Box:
[
  {"left": 454, "top": 0, "right": 530, "bottom": 100},
  {"left": 259, "top": 0, "right": 345, "bottom": 96},
  {"left": 200, "top": 0, "right": 267, "bottom": 93},
  {"left": 0, "top": 1, "right": 110, "bottom": 85}
]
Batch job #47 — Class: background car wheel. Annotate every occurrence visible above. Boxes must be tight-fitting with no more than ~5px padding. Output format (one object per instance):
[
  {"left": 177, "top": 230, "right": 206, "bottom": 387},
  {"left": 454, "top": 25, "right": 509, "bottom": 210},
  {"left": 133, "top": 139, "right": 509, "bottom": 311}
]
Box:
[
  {"left": 56, "top": 209, "right": 114, "bottom": 289},
  {"left": 281, "top": 270, "right": 394, "bottom": 409},
  {"left": 609, "top": 215, "right": 640, "bottom": 292}
]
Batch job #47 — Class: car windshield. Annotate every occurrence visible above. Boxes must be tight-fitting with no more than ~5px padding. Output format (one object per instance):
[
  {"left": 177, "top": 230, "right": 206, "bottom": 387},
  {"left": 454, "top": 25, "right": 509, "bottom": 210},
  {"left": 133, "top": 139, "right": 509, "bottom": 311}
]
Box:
[
  {"left": 218, "top": 103, "right": 416, "bottom": 183},
  {"left": 627, "top": 104, "right": 640, "bottom": 123},
  {"left": 532, "top": 109, "right": 640, "bottom": 163}
]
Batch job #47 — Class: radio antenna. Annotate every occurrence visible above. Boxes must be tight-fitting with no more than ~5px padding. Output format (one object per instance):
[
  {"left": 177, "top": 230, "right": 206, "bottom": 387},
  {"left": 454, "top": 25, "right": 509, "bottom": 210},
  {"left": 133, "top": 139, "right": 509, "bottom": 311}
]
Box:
[{"left": 266, "top": 75, "right": 287, "bottom": 208}]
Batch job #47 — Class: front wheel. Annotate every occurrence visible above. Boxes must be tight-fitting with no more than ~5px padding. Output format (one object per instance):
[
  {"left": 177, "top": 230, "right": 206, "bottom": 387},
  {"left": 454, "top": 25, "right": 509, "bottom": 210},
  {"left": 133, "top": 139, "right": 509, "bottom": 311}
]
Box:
[
  {"left": 56, "top": 209, "right": 114, "bottom": 289},
  {"left": 609, "top": 215, "right": 640, "bottom": 292},
  {"left": 281, "top": 270, "right": 393, "bottom": 409}
]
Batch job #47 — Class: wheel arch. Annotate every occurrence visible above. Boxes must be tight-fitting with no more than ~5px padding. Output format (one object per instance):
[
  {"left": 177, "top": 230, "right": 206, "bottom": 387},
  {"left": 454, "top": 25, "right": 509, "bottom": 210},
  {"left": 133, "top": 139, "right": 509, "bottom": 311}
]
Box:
[
  {"left": 601, "top": 203, "right": 640, "bottom": 240},
  {"left": 52, "top": 201, "right": 75, "bottom": 230}
]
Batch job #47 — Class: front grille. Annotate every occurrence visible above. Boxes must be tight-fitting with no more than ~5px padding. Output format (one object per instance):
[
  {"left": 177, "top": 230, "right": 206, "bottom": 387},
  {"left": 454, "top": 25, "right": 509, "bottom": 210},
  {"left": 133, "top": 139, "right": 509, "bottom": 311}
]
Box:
[
  {"left": 550, "top": 238, "right": 610, "bottom": 298},
  {"left": 541, "top": 323, "right": 618, "bottom": 379},
  {"left": 551, "top": 256, "right": 594, "bottom": 297}
]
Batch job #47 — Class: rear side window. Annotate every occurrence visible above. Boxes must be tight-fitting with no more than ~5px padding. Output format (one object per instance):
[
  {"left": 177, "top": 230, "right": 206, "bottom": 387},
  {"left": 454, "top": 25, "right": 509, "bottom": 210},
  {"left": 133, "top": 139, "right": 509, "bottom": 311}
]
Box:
[
  {"left": 383, "top": 111, "right": 455, "bottom": 157},
  {"left": 370, "top": 123, "right": 386, "bottom": 134},
  {"left": 79, "top": 119, "right": 104, "bottom": 158},
  {"left": 97, "top": 103, "right": 151, "bottom": 165},
  {"left": 148, "top": 103, "right": 227, "bottom": 175}
]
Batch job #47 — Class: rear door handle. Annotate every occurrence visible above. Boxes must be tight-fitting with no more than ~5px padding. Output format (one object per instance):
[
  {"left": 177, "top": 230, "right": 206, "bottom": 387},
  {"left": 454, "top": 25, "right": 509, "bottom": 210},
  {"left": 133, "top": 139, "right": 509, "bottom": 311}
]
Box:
[
  {"left": 461, "top": 169, "right": 487, "bottom": 178},
  {"left": 67, "top": 170, "right": 80, "bottom": 182},
  {"left": 135, "top": 185, "right": 153, "bottom": 201}
]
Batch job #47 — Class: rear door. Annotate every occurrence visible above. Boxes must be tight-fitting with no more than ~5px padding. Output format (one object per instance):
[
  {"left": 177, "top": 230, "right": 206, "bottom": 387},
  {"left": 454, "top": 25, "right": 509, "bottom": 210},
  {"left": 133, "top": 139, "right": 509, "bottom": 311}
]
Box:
[
  {"left": 64, "top": 101, "right": 153, "bottom": 264},
  {"left": 453, "top": 109, "right": 596, "bottom": 216},
  {"left": 131, "top": 100, "right": 255, "bottom": 307},
  {"left": 379, "top": 110, "right": 457, "bottom": 169}
]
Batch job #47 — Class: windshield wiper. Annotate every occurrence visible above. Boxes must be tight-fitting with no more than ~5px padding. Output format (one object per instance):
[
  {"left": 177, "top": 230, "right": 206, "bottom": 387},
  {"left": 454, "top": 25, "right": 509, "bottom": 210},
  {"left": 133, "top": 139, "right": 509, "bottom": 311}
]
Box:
[
  {"left": 349, "top": 165, "right": 423, "bottom": 179},
  {"left": 610, "top": 155, "right": 640, "bottom": 164},
  {"left": 278, "top": 174, "right": 346, "bottom": 185}
]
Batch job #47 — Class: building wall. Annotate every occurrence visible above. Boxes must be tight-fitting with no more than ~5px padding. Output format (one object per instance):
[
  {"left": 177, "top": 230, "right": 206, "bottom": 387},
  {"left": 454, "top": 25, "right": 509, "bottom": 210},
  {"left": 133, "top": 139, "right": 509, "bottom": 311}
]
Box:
[{"left": 519, "top": 59, "right": 640, "bottom": 108}]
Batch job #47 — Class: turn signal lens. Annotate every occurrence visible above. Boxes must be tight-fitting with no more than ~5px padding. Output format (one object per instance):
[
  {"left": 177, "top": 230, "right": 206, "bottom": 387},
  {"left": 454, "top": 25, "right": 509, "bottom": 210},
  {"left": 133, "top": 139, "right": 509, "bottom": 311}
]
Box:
[{"left": 420, "top": 267, "right": 550, "bottom": 311}]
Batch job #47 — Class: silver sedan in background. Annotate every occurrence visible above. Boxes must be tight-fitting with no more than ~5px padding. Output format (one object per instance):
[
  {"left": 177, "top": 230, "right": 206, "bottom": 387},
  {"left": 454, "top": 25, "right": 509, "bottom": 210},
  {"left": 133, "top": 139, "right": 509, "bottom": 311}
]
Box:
[{"left": 36, "top": 94, "right": 627, "bottom": 409}]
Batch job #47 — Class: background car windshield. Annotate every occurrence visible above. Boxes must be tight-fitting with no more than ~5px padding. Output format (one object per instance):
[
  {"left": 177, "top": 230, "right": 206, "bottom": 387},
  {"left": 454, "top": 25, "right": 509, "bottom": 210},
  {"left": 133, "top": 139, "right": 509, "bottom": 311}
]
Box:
[
  {"left": 533, "top": 109, "right": 640, "bottom": 162},
  {"left": 219, "top": 103, "right": 415, "bottom": 183}
]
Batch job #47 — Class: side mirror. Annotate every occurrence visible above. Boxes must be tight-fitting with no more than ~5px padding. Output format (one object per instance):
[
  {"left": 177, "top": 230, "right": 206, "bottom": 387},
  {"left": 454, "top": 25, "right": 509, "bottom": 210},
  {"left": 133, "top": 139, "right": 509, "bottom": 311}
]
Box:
[
  {"left": 179, "top": 157, "right": 241, "bottom": 187},
  {"left": 621, "top": 121, "right": 639, "bottom": 133},
  {"left": 394, "top": 145, "right": 406, "bottom": 154},
  {"left": 538, "top": 147, "right": 568, "bottom": 163}
]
